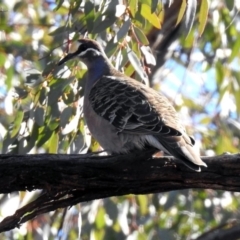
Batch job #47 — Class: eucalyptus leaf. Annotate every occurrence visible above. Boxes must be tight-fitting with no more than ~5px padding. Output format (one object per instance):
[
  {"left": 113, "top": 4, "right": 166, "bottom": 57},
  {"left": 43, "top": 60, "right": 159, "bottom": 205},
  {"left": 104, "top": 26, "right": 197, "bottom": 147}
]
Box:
[
  {"left": 140, "top": 3, "right": 161, "bottom": 29},
  {"left": 198, "top": 0, "right": 209, "bottom": 36},
  {"left": 36, "top": 127, "right": 52, "bottom": 148},
  {"left": 133, "top": 26, "right": 149, "bottom": 45},
  {"left": 140, "top": 45, "right": 156, "bottom": 66},
  {"left": 127, "top": 46, "right": 149, "bottom": 84},
  {"left": 92, "top": 14, "right": 117, "bottom": 34},
  {"left": 84, "top": 1, "right": 95, "bottom": 32},
  {"left": 10, "top": 110, "right": 24, "bottom": 138},
  {"left": 60, "top": 106, "right": 73, "bottom": 127},
  {"left": 114, "top": 19, "right": 131, "bottom": 42},
  {"left": 129, "top": 0, "right": 138, "bottom": 17},
  {"left": 176, "top": 0, "right": 186, "bottom": 26},
  {"left": 35, "top": 107, "right": 45, "bottom": 126},
  {"left": 49, "top": 130, "right": 59, "bottom": 153},
  {"left": 184, "top": 0, "right": 197, "bottom": 37},
  {"left": 151, "top": 0, "right": 158, "bottom": 13}
]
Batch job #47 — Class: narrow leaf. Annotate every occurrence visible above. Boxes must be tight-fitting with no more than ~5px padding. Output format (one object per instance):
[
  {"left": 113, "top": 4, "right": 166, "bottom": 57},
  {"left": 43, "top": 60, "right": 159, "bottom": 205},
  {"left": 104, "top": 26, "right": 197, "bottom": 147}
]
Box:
[
  {"left": 114, "top": 19, "right": 131, "bottom": 42},
  {"left": 184, "top": 0, "right": 197, "bottom": 37},
  {"left": 10, "top": 110, "right": 24, "bottom": 138},
  {"left": 127, "top": 46, "right": 149, "bottom": 84},
  {"left": 198, "top": 0, "right": 209, "bottom": 36},
  {"left": 54, "top": 0, "right": 65, "bottom": 11},
  {"left": 35, "top": 107, "right": 45, "bottom": 126},
  {"left": 151, "top": 0, "right": 158, "bottom": 13},
  {"left": 84, "top": 1, "right": 95, "bottom": 32},
  {"left": 37, "top": 127, "right": 52, "bottom": 147},
  {"left": 49, "top": 131, "right": 59, "bottom": 153},
  {"left": 93, "top": 14, "right": 117, "bottom": 34},
  {"left": 225, "top": 0, "right": 234, "bottom": 10},
  {"left": 176, "top": 0, "right": 187, "bottom": 26},
  {"left": 140, "top": 3, "right": 161, "bottom": 29},
  {"left": 129, "top": 0, "right": 138, "bottom": 17},
  {"left": 133, "top": 26, "right": 149, "bottom": 45},
  {"left": 60, "top": 106, "right": 73, "bottom": 127},
  {"left": 228, "top": 37, "right": 240, "bottom": 63}
]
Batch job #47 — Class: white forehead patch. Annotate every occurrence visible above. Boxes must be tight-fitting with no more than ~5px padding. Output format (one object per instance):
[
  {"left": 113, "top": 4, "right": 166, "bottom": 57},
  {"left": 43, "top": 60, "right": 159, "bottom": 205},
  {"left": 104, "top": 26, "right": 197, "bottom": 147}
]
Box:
[{"left": 78, "top": 48, "right": 101, "bottom": 57}]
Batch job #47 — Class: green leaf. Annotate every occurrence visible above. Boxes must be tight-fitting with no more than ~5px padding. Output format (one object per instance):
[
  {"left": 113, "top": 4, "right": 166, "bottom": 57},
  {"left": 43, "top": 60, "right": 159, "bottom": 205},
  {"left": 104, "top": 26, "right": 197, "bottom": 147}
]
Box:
[
  {"left": 48, "top": 119, "right": 60, "bottom": 131},
  {"left": 6, "top": 66, "right": 14, "bottom": 90},
  {"left": 124, "top": 63, "right": 135, "bottom": 77},
  {"left": 182, "top": 28, "right": 194, "bottom": 48},
  {"left": 225, "top": 0, "right": 234, "bottom": 10},
  {"left": 137, "top": 195, "right": 148, "bottom": 215},
  {"left": 23, "top": 122, "right": 39, "bottom": 153},
  {"left": 200, "top": 116, "right": 211, "bottom": 125},
  {"left": 140, "top": 3, "right": 160, "bottom": 29},
  {"left": 95, "top": 207, "right": 106, "bottom": 229},
  {"left": 215, "top": 61, "right": 224, "bottom": 85},
  {"left": 134, "top": 10, "right": 148, "bottom": 29},
  {"left": 42, "top": 62, "right": 57, "bottom": 78},
  {"left": 49, "top": 26, "right": 68, "bottom": 36},
  {"left": 216, "top": 133, "right": 238, "bottom": 154},
  {"left": 120, "top": 48, "right": 129, "bottom": 69},
  {"left": 105, "top": 38, "right": 119, "bottom": 57},
  {"left": 127, "top": 45, "right": 149, "bottom": 84},
  {"left": 139, "top": 0, "right": 151, "bottom": 6},
  {"left": 93, "top": 230, "right": 105, "bottom": 240},
  {"left": 49, "top": 130, "right": 59, "bottom": 153},
  {"left": 184, "top": 0, "right": 197, "bottom": 37},
  {"left": 231, "top": 75, "right": 240, "bottom": 114},
  {"left": 37, "top": 127, "right": 52, "bottom": 147},
  {"left": 60, "top": 106, "right": 73, "bottom": 127},
  {"left": 54, "top": 6, "right": 69, "bottom": 15},
  {"left": 54, "top": 0, "right": 65, "bottom": 11},
  {"left": 129, "top": 0, "right": 138, "bottom": 17},
  {"left": 0, "top": 53, "right": 6, "bottom": 66},
  {"left": 48, "top": 78, "right": 74, "bottom": 105},
  {"left": 228, "top": 37, "right": 240, "bottom": 63},
  {"left": 39, "top": 87, "right": 48, "bottom": 105},
  {"left": 198, "top": 0, "right": 209, "bottom": 36},
  {"left": 10, "top": 110, "right": 24, "bottom": 138},
  {"left": 84, "top": 1, "right": 95, "bottom": 32},
  {"left": 35, "top": 107, "right": 45, "bottom": 126},
  {"left": 92, "top": 13, "right": 117, "bottom": 34},
  {"left": 151, "top": 0, "right": 158, "bottom": 13},
  {"left": 176, "top": 0, "right": 186, "bottom": 26},
  {"left": 114, "top": 19, "right": 131, "bottom": 42},
  {"left": 133, "top": 26, "right": 149, "bottom": 45}
]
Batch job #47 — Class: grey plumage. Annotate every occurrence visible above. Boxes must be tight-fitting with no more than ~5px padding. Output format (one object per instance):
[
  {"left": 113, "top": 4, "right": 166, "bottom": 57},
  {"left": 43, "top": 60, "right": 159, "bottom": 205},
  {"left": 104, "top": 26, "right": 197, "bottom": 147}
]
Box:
[{"left": 58, "top": 39, "right": 207, "bottom": 171}]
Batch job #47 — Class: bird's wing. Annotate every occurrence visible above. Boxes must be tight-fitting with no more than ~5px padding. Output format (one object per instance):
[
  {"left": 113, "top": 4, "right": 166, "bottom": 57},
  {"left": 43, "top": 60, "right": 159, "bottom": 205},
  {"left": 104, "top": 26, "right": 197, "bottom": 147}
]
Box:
[
  {"left": 89, "top": 76, "right": 207, "bottom": 171},
  {"left": 89, "top": 76, "right": 182, "bottom": 137}
]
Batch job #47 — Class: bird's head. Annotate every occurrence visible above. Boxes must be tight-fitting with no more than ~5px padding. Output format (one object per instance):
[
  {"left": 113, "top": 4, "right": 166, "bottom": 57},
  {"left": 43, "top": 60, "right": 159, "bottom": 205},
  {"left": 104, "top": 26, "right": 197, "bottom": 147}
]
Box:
[{"left": 58, "top": 39, "right": 106, "bottom": 67}]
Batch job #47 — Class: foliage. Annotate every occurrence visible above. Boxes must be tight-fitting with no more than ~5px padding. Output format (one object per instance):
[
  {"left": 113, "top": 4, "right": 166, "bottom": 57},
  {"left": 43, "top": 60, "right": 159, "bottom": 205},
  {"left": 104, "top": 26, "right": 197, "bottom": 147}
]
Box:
[{"left": 0, "top": 0, "right": 240, "bottom": 239}]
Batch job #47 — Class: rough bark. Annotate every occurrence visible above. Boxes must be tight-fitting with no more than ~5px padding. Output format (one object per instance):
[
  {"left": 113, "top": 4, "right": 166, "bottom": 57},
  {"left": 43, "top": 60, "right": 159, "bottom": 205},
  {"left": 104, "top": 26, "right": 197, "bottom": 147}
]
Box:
[{"left": 0, "top": 152, "right": 240, "bottom": 232}]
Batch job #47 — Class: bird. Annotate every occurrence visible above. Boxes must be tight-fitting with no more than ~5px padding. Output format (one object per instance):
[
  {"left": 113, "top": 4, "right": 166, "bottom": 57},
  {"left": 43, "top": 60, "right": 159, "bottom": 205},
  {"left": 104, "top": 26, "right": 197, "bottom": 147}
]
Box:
[{"left": 58, "top": 38, "right": 207, "bottom": 172}]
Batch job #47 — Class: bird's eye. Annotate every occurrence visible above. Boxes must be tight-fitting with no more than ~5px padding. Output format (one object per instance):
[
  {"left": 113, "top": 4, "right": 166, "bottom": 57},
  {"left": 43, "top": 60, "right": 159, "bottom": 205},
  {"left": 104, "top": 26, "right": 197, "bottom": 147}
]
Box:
[{"left": 80, "top": 44, "right": 87, "bottom": 51}]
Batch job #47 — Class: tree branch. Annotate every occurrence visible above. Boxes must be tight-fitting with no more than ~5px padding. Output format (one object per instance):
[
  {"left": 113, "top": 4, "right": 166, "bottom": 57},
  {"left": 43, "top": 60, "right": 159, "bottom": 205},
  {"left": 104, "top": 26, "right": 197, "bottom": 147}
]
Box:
[{"left": 0, "top": 152, "right": 240, "bottom": 232}]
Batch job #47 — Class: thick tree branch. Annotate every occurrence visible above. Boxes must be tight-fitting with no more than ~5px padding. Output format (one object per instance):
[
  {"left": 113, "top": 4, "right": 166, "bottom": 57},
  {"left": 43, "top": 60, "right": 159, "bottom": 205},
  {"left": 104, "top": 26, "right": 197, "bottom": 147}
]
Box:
[
  {"left": 0, "top": 152, "right": 240, "bottom": 232},
  {"left": 195, "top": 220, "right": 240, "bottom": 240}
]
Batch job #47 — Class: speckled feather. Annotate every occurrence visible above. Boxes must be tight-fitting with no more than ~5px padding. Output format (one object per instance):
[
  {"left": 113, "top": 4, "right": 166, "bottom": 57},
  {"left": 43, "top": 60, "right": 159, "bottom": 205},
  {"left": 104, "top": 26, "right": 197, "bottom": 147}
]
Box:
[
  {"left": 89, "top": 75, "right": 182, "bottom": 136},
  {"left": 58, "top": 39, "right": 207, "bottom": 171}
]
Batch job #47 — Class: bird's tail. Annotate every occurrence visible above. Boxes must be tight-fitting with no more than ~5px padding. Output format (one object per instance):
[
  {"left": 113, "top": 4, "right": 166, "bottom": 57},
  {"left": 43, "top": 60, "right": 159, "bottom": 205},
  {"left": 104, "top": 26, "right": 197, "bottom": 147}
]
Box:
[{"left": 156, "top": 136, "right": 207, "bottom": 172}]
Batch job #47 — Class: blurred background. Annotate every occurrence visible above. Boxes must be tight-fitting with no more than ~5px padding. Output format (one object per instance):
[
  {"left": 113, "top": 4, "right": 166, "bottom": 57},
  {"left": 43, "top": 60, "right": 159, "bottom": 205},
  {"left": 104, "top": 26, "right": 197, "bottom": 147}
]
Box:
[{"left": 0, "top": 0, "right": 240, "bottom": 239}]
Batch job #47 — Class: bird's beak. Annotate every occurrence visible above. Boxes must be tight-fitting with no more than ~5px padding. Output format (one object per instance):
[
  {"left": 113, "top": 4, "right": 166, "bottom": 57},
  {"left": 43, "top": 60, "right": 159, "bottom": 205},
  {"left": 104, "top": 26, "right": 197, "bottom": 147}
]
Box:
[{"left": 58, "top": 52, "right": 77, "bottom": 66}]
